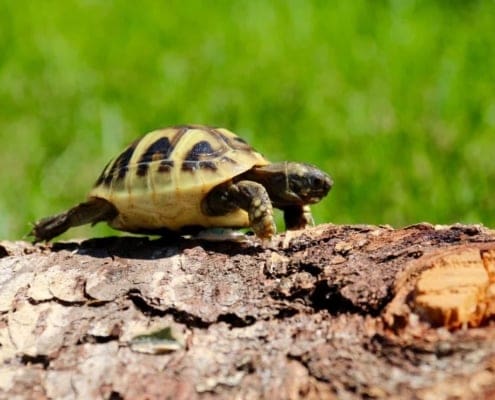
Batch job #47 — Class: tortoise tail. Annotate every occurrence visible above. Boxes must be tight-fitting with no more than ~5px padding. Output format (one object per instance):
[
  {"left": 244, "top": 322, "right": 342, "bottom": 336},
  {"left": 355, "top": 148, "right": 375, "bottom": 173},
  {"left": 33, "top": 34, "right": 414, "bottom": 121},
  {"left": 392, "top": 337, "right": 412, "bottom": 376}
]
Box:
[{"left": 30, "top": 198, "right": 118, "bottom": 242}]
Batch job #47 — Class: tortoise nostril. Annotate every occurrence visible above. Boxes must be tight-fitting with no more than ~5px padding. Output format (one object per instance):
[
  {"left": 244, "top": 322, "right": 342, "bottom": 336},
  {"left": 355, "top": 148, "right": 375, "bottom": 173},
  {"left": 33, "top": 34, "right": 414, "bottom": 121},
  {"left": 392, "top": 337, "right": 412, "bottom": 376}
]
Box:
[{"left": 311, "top": 176, "right": 328, "bottom": 189}]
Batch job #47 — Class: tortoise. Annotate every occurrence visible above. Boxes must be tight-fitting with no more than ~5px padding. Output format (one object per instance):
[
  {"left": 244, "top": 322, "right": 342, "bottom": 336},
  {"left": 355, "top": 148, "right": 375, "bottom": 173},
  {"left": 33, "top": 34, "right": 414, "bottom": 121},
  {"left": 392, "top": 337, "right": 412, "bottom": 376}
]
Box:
[{"left": 31, "top": 125, "right": 332, "bottom": 241}]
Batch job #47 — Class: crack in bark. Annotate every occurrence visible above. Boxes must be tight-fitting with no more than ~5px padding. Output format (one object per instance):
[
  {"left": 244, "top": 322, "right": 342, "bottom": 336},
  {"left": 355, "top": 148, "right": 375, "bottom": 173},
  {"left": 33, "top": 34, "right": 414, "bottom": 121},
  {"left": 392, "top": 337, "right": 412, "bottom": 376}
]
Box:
[
  {"left": 309, "top": 281, "right": 367, "bottom": 316},
  {"left": 373, "top": 250, "right": 423, "bottom": 263},
  {"left": 78, "top": 333, "right": 121, "bottom": 345},
  {"left": 274, "top": 307, "right": 299, "bottom": 319},
  {"left": 19, "top": 353, "right": 51, "bottom": 369},
  {"left": 217, "top": 313, "right": 256, "bottom": 328},
  {"left": 128, "top": 290, "right": 259, "bottom": 329},
  {"left": 108, "top": 391, "right": 124, "bottom": 400},
  {"left": 297, "top": 262, "right": 323, "bottom": 276},
  {"left": 28, "top": 297, "right": 88, "bottom": 307},
  {"left": 127, "top": 290, "right": 211, "bottom": 328},
  {"left": 271, "top": 279, "right": 373, "bottom": 316}
]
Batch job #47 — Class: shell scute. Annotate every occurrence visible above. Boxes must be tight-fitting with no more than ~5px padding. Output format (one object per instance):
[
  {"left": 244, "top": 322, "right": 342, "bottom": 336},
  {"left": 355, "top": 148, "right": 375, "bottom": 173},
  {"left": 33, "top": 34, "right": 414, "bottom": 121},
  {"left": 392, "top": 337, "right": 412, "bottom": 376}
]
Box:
[{"left": 136, "top": 136, "right": 173, "bottom": 177}]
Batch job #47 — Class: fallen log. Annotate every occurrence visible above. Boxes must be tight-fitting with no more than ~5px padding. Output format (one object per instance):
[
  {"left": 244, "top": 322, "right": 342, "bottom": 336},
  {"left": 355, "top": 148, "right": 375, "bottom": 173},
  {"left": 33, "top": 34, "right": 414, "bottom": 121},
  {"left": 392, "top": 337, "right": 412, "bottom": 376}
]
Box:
[{"left": 1, "top": 223, "right": 495, "bottom": 399}]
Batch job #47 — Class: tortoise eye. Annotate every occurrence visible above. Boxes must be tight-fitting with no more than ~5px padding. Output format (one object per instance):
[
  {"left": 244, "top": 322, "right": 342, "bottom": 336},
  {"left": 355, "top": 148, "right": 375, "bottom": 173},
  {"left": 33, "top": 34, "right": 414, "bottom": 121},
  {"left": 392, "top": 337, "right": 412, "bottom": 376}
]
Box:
[{"left": 310, "top": 176, "right": 323, "bottom": 187}]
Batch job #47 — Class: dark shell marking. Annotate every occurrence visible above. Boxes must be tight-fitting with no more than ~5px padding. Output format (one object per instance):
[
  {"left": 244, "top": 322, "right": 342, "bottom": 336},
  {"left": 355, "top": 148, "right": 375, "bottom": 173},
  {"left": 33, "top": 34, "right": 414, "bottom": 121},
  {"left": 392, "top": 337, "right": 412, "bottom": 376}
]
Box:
[
  {"left": 182, "top": 140, "right": 218, "bottom": 171},
  {"left": 137, "top": 137, "right": 173, "bottom": 177},
  {"left": 95, "top": 139, "right": 139, "bottom": 186},
  {"left": 93, "top": 125, "right": 261, "bottom": 188},
  {"left": 114, "top": 144, "right": 137, "bottom": 180},
  {"left": 186, "top": 140, "right": 217, "bottom": 160}
]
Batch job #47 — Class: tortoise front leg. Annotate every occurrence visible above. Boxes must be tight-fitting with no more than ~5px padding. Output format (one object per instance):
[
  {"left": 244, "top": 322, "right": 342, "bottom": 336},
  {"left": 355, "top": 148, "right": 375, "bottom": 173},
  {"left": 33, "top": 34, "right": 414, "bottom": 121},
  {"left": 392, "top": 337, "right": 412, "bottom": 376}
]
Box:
[
  {"left": 283, "top": 205, "right": 314, "bottom": 230},
  {"left": 203, "top": 181, "right": 276, "bottom": 239}
]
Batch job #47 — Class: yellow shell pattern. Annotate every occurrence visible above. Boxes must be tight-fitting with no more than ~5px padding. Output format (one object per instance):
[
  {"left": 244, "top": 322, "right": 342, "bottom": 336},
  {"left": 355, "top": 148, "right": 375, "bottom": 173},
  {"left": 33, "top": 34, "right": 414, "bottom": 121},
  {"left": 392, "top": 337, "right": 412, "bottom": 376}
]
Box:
[{"left": 89, "top": 125, "right": 270, "bottom": 232}]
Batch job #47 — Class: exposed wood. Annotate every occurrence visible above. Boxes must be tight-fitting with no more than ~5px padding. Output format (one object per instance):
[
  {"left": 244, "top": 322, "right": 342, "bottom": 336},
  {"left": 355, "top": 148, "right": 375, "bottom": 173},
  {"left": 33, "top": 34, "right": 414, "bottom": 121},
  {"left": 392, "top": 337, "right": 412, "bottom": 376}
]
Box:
[{"left": 1, "top": 223, "right": 495, "bottom": 399}]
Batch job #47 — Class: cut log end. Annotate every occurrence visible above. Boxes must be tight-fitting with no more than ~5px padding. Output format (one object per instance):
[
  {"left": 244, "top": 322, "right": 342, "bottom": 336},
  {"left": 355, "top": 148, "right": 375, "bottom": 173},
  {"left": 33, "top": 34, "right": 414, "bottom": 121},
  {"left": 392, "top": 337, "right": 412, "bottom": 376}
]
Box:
[{"left": 386, "top": 246, "right": 495, "bottom": 330}]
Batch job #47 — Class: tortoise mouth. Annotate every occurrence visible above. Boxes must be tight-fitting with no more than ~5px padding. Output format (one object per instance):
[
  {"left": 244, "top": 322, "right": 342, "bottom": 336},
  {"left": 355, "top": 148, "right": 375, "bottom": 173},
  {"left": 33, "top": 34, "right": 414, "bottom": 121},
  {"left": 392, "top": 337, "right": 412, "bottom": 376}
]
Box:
[
  {"left": 294, "top": 185, "right": 330, "bottom": 204},
  {"left": 279, "top": 191, "right": 324, "bottom": 206},
  {"left": 299, "top": 193, "right": 327, "bottom": 205},
  {"left": 307, "top": 195, "right": 324, "bottom": 204}
]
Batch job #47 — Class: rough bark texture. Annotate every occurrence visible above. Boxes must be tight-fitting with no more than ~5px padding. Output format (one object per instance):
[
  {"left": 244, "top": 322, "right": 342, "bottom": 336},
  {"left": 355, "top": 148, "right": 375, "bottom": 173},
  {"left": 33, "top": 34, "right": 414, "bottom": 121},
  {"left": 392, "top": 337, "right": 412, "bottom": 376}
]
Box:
[{"left": 1, "top": 223, "right": 495, "bottom": 399}]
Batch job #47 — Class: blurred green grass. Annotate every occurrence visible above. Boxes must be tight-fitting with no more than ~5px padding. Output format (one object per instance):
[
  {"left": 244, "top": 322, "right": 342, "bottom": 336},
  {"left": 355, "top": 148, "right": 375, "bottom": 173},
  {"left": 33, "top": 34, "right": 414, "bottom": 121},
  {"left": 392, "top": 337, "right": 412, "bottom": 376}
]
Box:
[{"left": 1, "top": 0, "right": 494, "bottom": 240}]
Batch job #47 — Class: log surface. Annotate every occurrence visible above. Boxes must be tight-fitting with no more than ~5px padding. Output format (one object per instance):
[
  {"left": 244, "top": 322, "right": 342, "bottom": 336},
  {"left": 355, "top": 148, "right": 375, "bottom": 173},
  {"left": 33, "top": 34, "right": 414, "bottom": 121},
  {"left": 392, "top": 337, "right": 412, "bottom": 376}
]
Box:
[{"left": 1, "top": 223, "right": 495, "bottom": 399}]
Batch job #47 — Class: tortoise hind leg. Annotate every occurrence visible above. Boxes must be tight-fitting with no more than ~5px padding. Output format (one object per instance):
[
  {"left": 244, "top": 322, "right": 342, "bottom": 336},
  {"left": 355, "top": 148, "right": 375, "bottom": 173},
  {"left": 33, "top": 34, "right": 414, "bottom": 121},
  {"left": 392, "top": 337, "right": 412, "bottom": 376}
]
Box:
[
  {"left": 283, "top": 205, "right": 314, "bottom": 230},
  {"left": 203, "top": 180, "right": 276, "bottom": 239},
  {"left": 31, "top": 197, "right": 118, "bottom": 242}
]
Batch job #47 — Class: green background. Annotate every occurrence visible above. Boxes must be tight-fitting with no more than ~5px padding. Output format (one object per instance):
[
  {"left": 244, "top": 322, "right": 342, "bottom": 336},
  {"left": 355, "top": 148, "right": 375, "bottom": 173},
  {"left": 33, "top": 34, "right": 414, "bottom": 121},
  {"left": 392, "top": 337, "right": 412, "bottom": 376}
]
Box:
[{"left": 1, "top": 1, "right": 494, "bottom": 240}]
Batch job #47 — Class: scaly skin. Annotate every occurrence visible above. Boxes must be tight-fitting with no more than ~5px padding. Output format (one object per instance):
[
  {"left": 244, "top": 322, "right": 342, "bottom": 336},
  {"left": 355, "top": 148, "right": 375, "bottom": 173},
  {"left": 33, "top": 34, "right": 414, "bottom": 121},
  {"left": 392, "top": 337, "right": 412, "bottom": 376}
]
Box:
[{"left": 247, "top": 194, "right": 276, "bottom": 239}]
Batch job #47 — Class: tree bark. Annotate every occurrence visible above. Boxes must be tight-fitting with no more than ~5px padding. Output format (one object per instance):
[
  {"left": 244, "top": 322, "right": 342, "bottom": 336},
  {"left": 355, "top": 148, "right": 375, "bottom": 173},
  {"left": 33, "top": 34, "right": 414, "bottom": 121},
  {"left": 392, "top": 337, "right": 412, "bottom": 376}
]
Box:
[{"left": 1, "top": 223, "right": 495, "bottom": 399}]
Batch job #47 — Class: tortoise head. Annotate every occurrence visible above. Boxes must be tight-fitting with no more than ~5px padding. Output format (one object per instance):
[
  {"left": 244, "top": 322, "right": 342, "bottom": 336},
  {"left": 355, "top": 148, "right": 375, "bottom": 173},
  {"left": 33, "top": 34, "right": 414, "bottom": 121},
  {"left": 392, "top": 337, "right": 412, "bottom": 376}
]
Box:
[
  {"left": 283, "top": 162, "right": 333, "bottom": 205},
  {"left": 251, "top": 162, "right": 333, "bottom": 206}
]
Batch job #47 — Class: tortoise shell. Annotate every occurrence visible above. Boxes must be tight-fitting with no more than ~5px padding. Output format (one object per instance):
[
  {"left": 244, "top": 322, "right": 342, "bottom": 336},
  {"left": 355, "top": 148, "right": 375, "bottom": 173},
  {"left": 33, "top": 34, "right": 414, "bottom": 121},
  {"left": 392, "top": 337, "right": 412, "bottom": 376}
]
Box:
[{"left": 89, "top": 125, "right": 270, "bottom": 232}]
